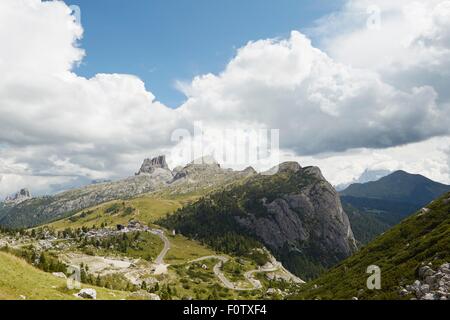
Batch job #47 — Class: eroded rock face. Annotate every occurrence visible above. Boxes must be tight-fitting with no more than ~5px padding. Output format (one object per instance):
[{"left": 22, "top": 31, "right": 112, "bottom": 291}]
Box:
[
  {"left": 4, "top": 189, "right": 32, "bottom": 205},
  {"left": 235, "top": 166, "right": 357, "bottom": 268},
  {"left": 136, "top": 155, "right": 170, "bottom": 175}
]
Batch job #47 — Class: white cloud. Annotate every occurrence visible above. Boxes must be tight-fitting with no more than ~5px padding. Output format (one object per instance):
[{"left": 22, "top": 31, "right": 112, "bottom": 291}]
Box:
[
  {"left": 318, "top": 1, "right": 450, "bottom": 98},
  {"left": 178, "top": 31, "right": 449, "bottom": 155},
  {"left": 289, "top": 136, "right": 450, "bottom": 186},
  {"left": 0, "top": 0, "right": 182, "bottom": 197},
  {"left": 0, "top": 0, "right": 449, "bottom": 198}
]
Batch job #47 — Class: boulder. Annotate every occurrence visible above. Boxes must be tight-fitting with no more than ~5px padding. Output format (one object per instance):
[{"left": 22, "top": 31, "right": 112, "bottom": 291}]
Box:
[
  {"left": 425, "top": 276, "right": 436, "bottom": 286},
  {"left": 419, "top": 266, "right": 434, "bottom": 278},
  {"left": 420, "top": 284, "right": 430, "bottom": 294},
  {"left": 76, "top": 288, "right": 97, "bottom": 300},
  {"left": 399, "top": 288, "right": 409, "bottom": 297},
  {"left": 422, "top": 293, "right": 436, "bottom": 300}
]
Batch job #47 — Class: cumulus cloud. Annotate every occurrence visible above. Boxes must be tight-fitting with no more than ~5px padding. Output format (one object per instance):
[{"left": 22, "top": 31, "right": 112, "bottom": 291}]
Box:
[
  {"left": 290, "top": 136, "right": 450, "bottom": 186},
  {"left": 0, "top": 0, "right": 182, "bottom": 197},
  {"left": 0, "top": 0, "right": 450, "bottom": 197},
  {"left": 317, "top": 1, "right": 450, "bottom": 99},
  {"left": 179, "top": 31, "right": 449, "bottom": 155}
]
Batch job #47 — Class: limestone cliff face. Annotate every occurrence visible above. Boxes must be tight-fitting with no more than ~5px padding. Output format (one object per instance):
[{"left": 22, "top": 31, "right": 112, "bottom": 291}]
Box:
[
  {"left": 4, "top": 189, "right": 32, "bottom": 205},
  {"left": 136, "top": 155, "right": 170, "bottom": 175},
  {"left": 235, "top": 166, "right": 357, "bottom": 264},
  {"left": 159, "top": 161, "right": 357, "bottom": 279}
]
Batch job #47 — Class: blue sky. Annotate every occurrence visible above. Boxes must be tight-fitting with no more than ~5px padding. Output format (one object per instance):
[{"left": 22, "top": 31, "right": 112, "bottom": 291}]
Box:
[{"left": 68, "top": 0, "right": 343, "bottom": 108}]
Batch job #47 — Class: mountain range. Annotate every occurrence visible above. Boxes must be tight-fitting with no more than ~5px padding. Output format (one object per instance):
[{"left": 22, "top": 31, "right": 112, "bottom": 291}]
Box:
[
  {"left": 0, "top": 156, "right": 449, "bottom": 300},
  {"left": 0, "top": 156, "right": 358, "bottom": 281},
  {"left": 159, "top": 162, "right": 357, "bottom": 280},
  {"left": 340, "top": 170, "right": 450, "bottom": 244}
]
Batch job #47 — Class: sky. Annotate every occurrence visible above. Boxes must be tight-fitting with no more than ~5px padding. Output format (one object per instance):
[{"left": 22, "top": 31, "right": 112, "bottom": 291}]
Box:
[
  {"left": 0, "top": 0, "right": 450, "bottom": 198},
  {"left": 69, "top": 0, "right": 344, "bottom": 107}
]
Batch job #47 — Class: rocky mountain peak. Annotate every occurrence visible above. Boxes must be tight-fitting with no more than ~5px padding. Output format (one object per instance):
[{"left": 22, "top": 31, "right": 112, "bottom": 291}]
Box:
[
  {"left": 172, "top": 156, "right": 222, "bottom": 182},
  {"left": 264, "top": 162, "right": 302, "bottom": 175},
  {"left": 302, "top": 166, "right": 325, "bottom": 180},
  {"left": 5, "top": 188, "right": 32, "bottom": 205},
  {"left": 278, "top": 162, "right": 302, "bottom": 173},
  {"left": 136, "top": 155, "right": 170, "bottom": 175},
  {"left": 242, "top": 166, "right": 257, "bottom": 175}
]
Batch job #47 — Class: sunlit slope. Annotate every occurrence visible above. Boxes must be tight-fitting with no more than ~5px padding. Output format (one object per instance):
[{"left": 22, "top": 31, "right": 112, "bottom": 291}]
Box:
[
  {"left": 47, "top": 193, "right": 197, "bottom": 230},
  {"left": 290, "top": 192, "right": 450, "bottom": 300},
  {"left": 0, "top": 251, "right": 130, "bottom": 300}
]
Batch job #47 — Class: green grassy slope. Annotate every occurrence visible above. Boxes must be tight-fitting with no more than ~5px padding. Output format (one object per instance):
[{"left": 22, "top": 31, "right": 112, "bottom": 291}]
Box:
[
  {"left": 290, "top": 192, "right": 450, "bottom": 300},
  {"left": 47, "top": 193, "right": 197, "bottom": 230},
  {"left": 0, "top": 251, "right": 130, "bottom": 300},
  {"left": 343, "top": 202, "right": 391, "bottom": 245}
]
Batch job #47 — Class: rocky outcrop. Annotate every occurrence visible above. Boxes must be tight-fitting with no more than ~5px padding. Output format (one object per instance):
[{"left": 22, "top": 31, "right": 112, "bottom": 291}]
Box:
[
  {"left": 136, "top": 155, "right": 170, "bottom": 175},
  {"left": 401, "top": 263, "right": 450, "bottom": 300},
  {"left": 173, "top": 156, "right": 221, "bottom": 181},
  {"left": 235, "top": 165, "right": 357, "bottom": 266},
  {"left": 4, "top": 189, "right": 32, "bottom": 205},
  {"left": 76, "top": 288, "right": 97, "bottom": 299},
  {"left": 160, "top": 161, "right": 357, "bottom": 279}
]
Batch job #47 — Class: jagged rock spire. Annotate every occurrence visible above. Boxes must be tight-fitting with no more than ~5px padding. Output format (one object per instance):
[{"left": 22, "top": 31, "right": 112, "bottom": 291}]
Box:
[
  {"left": 136, "top": 155, "right": 169, "bottom": 175},
  {"left": 5, "top": 188, "right": 32, "bottom": 204}
]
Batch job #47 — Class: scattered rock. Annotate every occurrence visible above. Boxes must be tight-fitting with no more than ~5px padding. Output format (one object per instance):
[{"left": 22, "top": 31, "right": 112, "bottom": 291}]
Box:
[
  {"left": 418, "top": 266, "right": 434, "bottom": 278},
  {"left": 403, "top": 262, "right": 450, "bottom": 300},
  {"left": 399, "top": 288, "right": 409, "bottom": 297},
  {"left": 422, "top": 293, "right": 435, "bottom": 300},
  {"left": 420, "top": 284, "right": 430, "bottom": 294}
]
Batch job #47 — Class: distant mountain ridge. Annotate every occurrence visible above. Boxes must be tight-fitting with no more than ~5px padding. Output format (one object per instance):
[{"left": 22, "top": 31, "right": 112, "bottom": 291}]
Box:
[
  {"left": 0, "top": 155, "right": 254, "bottom": 229},
  {"left": 335, "top": 169, "right": 391, "bottom": 191},
  {"left": 340, "top": 170, "right": 450, "bottom": 244},
  {"left": 341, "top": 170, "right": 450, "bottom": 205}
]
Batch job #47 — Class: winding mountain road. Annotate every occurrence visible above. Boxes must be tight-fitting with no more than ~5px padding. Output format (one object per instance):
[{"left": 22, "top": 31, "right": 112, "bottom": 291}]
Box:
[
  {"left": 149, "top": 229, "right": 170, "bottom": 265},
  {"left": 147, "top": 229, "right": 304, "bottom": 289},
  {"left": 188, "top": 255, "right": 280, "bottom": 291}
]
